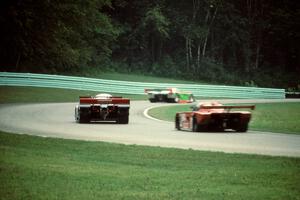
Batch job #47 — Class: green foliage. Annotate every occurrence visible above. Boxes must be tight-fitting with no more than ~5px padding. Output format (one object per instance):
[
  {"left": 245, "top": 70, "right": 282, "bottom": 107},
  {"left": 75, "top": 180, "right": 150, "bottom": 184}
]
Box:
[
  {"left": 0, "top": 0, "right": 118, "bottom": 72},
  {"left": 142, "top": 6, "right": 170, "bottom": 39},
  {"left": 1, "top": 131, "right": 300, "bottom": 199},
  {"left": 0, "top": 0, "right": 298, "bottom": 89}
]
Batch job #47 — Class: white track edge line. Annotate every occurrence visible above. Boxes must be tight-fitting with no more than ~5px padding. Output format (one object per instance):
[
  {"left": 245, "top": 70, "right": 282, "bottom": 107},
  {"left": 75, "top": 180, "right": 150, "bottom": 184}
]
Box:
[{"left": 143, "top": 104, "right": 173, "bottom": 123}]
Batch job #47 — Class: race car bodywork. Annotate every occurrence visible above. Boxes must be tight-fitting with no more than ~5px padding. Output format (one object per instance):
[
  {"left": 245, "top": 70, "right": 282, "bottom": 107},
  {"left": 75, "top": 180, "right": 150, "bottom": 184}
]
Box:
[
  {"left": 144, "top": 88, "right": 195, "bottom": 103},
  {"left": 175, "top": 102, "right": 255, "bottom": 132},
  {"left": 75, "top": 94, "right": 130, "bottom": 124}
]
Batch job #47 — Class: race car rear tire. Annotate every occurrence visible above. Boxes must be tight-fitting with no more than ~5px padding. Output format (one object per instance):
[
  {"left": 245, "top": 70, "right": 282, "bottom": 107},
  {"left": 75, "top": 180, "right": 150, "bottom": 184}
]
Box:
[
  {"left": 174, "top": 95, "right": 180, "bottom": 103},
  {"left": 79, "top": 111, "right": 90, "bottom": 123},
  {"left": 175, "top": 115, "right": 180, "bottom": 130},
  {"left": 79, "top": 116, "right": 90, "bottom": 123},
  {"left": 117, "top": 115, "right": 129, "bottom": 124},
  {"left": 75, "top": 106, "right": 90, "bottom": 123},
  {"left": 189, "top": 95, "right": 195, "bottom": 102},
  {"left": 235, "top": 123, "right": 248, "bottom": 132},
  {"left": 149, "top": 98, "right": 156, "bottom": 103},
  {"left": 192, "top": 117, "right": 200, "bottom": 132}
]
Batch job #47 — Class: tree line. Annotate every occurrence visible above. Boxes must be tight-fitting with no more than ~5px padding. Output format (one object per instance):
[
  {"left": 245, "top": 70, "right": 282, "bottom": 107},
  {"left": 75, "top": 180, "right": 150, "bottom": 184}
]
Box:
[{"left": 0, "top": 0, "right": 299, "bottom": 89}]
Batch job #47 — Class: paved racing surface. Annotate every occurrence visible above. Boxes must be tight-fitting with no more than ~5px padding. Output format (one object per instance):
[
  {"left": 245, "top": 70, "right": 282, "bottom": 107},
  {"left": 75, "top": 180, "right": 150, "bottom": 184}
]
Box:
[{"left": 0, "top": 100, "right": 300, "bottom": 157}]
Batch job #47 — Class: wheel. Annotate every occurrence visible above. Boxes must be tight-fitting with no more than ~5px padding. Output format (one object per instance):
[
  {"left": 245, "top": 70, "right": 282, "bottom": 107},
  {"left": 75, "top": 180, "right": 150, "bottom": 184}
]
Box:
[
  {"left": 192, "top": 117, "right": 199, "bottom": 132},
  {"left": 166, "top": 98, "right": 173, "bottom": 103},
  {"left": 117, "top": 115, "right": 129, "bottom": 124},
  {"left": 75, "top": 106, "right": 90, "bottom": 123},
  {"left": 149, "top": 98, "right": 156, "bottom": 103},
  {"left": 175, "top": 115, "right": 180, "bottom": 130},
  {"left": 77, "top": 113, "right": 90, "bottom": 123},
  {"left": 235, "top": 123, "right": 248, "bottom": 132},
  {"left": 79, "top": 111, "right": 90, "bottom": 123},
  {"left": 79, "top": 116, "right": 90, "bottom": 123},
  {"left": 174, "top": 95, "right": 180, "bottom": 103},
  {"left": 75, "top": 106, "right": 80, "bottom": 122},
  {"left": 189, "top": 95, "right": 195, "bottom": 102}
]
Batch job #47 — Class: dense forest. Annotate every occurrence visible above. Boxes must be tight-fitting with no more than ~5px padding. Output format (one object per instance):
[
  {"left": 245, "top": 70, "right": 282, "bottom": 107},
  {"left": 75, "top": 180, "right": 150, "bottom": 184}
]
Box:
[{"left": 0, "top": 0, "right": 299, "bottom": 89}]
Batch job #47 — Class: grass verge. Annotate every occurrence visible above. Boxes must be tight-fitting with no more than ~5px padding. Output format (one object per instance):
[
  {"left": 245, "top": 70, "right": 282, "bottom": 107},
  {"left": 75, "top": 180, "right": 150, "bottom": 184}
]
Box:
[
  {"left": 147, "top": 103, "right": 300, "bottom": 134},
  {"left": 1, "top": 131, "right": 299, "bottom": 200},
  {"left": 0, "top": 86, "right": 146, "bottom": 103}
]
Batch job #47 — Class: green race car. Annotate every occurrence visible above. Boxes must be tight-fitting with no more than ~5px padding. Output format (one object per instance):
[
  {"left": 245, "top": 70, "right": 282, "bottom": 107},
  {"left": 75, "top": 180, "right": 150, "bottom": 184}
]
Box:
[{"left": 144, "top": 88, "right": 195, "bottom": 103}]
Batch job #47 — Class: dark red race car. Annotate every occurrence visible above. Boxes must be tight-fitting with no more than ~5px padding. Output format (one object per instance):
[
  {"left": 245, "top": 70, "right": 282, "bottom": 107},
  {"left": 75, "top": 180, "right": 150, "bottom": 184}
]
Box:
[{"left": 75, "top": 94, "right": 130, "bottom": 124}]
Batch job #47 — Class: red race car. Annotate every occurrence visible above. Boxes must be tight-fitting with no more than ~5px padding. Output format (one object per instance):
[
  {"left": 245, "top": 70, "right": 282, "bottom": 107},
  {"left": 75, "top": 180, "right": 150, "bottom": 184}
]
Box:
[
  {"left": 175, "top": 102, "right": 255, "bottom": 132},
  {"left": 75, "top": 94, "right": 130, "bottom": 124}
]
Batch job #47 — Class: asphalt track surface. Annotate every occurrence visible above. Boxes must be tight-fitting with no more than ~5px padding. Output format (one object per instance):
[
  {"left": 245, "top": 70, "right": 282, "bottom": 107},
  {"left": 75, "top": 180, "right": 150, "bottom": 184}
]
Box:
[{"left": 0, "top": 99, "right": 300, "bottom": 157}]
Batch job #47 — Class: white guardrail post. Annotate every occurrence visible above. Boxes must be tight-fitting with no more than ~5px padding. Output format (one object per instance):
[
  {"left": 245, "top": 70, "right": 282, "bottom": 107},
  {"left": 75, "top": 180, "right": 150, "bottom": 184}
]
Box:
[{"left": 0, "top": 72, "right": 285, "bottom": 99}]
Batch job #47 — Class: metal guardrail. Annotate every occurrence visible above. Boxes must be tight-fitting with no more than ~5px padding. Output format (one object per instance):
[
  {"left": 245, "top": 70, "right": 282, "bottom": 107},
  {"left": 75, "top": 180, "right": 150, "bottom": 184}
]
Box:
[{"left": 0, "top": 72, "right": 285, "bottom": 99}]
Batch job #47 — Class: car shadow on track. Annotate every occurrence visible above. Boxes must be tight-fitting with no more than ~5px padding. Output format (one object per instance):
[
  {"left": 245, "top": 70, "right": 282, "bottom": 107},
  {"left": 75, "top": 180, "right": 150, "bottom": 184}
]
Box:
[{"left": 174, "top": 129, "right": 247, "bottom": 134}]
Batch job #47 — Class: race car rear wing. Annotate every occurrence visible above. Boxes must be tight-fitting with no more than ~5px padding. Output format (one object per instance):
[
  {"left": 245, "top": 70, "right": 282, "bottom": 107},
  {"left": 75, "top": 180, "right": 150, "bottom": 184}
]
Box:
[
  {"left": 79, "top": 97, "right": 130, "bottom": 105},
  {"left": 144, "top": 88, "right": 172, "bottom": 93},
  {"left": 79, "top": 96, "right": 123, "bottom": 98},
  {"left": 200, "top": 105, "right": 255, "bottom": 110}
]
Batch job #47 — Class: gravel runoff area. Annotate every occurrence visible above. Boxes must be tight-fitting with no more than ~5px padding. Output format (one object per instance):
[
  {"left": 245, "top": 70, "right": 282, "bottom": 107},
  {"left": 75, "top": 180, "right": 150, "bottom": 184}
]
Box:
[{"left": 0, "top": 99, "right": 299, "bottom": 157}]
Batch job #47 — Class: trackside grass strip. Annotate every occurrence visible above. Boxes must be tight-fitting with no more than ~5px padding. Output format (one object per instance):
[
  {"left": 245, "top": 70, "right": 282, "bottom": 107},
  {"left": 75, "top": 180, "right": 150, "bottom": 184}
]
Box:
[
  {"left": 0, "top": 86, "right": 146, "bottom": 103},
  {"left": 148, "top": 103, "right": 300, "bottom": 134},
  {"left": 0, "top": 131, "right": 299, "bottom": 200}
]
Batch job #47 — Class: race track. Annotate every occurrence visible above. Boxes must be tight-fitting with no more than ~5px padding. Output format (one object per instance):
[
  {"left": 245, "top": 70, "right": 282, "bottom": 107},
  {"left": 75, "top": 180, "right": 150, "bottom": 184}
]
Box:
[{"left": 0, "top": 100, "right": 300, "bottom": 157}]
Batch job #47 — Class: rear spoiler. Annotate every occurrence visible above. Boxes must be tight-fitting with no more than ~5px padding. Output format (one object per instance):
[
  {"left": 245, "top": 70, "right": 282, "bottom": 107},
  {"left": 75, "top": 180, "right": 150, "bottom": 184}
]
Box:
[
  {"left": 80, "top": 96, "right": 92, "bottom": 98},
  {"left": 145, "top": 88, "right": 163, "bottom": 93},
  {"left": 144, "top": 88, "right": 173, "bottom": 93},
  {"left": 79, "top": 96, "right": 123, "bottom": 99},
  {"left": 80, "top": 97, "right": 130, "bottom": 104},
  {"left": 200, "top": 105, "right": 255, "bottom": 110}
]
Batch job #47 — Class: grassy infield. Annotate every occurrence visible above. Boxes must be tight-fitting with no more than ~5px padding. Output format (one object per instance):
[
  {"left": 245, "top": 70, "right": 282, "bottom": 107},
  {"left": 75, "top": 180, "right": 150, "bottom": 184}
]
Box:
[{"left": 0, "top": 73, "right": 300, "bottom": 199}]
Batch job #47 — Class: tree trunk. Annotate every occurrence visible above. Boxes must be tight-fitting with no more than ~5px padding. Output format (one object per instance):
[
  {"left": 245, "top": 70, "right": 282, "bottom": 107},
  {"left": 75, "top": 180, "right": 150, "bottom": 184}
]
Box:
[
  {"left": 202, "top": 6, "right": 218, "bottom": 58},
  {"left": 158, "top": 38, "right": 163, "bottom": 62},
  {"left": 186, "top": 37, "right": 190, "bottom": 69},
  {"left": 202, "top": 34, "right": 208, "bottom": 58},
  {"left": 255, "top": 44, "right": 260, "bottom": 69},
  {"left": 197, "top": 42, "right": 201, "bottom": 70},
  {"left": 189, "top": 38, "right": 193, "bottom": 64},
  {"left": 151, "top": 35, "right": 155, "bottom": 64},
  {"left": 16, "top": 53, "right": 21, "bottom": 71}
]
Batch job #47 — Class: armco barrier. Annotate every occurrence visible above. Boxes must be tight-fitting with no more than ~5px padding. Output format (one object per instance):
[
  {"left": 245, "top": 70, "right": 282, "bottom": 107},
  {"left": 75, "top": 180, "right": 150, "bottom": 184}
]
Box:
[{"left": 0, "top": 72, "right": 285, "bottom": 99}]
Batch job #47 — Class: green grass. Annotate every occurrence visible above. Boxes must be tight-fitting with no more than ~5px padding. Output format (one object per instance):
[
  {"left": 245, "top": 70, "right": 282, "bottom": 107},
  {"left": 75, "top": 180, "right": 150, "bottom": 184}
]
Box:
[
  {"left": 0, "top": 86, "right": 146, "bottom": 103},
  {"left": 251, "top": 103, "right": 300, "bottom": 133},
  {"left": 148, "top": 103, "right": 300, "bottom": 134},
  {"left": 1, "top": 131, "right": 299, "bottom": 200}
]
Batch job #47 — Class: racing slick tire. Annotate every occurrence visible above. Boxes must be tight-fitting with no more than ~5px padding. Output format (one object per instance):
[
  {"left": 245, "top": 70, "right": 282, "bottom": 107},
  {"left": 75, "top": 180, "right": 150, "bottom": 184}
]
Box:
[
  {"left": 192, "top": 116, "right": 200, "bottom": 132},
  {"left": 235, "top": 123, "right": 248, "bottom": 132},
  {"left": 149, "top": 98, "right": 156, "bottom": 103},
  {"left": 189, "top": 95, "right": 195, "bottom": 102},
  {"left": 75, "top": 106, "right": 90, "bottom": 123},
  {"left": 117, "top": 107, "right": 129, "bottom": 124},
  {"left": 174, "top": 95, "right": 180, "bottom": 103},
  {"left": 117, "top": 115, "right": 129, "bottom": 124},
  {"left": 78, "top": 111, "right": 90, "bottom": 123},
  {"left": 79, "top": 116, "right": 90, "bottom": 123},
  {"left": 175, "top": 115, "right": 180, "bottom": 130},
  {"left": 76, "top": 113, "right": 90, "bottom": 123}
]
